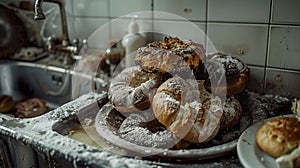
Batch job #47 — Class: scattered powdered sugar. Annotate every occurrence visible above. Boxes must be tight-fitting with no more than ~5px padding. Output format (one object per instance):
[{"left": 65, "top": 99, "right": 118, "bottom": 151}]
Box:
[{"left": 118, "top": 113, "right": 175, "bottom": 148}]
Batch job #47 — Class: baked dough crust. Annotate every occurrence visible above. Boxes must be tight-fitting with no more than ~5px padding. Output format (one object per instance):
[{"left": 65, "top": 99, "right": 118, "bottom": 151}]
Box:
[
  {"left": 15, "top": 98, "right": 49, "bottom": 118},
  {"left": 135, "top": 37, "right": 206, "bottom": 73},
  {"left": 152, "top": 75, "right": 223, "bottom": 143},
  {"left": 205, "top": 53, "right": 250, "bottom": 96},
  {"left": 108, "top": 66, "right": 167, "bottom": 112},
  {"left": 0, "top": 95, "right": 15, "bottom": 113},
  {"left": 256, "top": 116, "right": 300, "bottom": 158}
]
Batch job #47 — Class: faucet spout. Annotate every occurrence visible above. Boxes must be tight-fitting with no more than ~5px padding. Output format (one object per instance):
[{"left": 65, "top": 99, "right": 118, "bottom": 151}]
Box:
[
  {"left": 34, "top": 0, "right": 46, "bottom": 20},
  {"left": 34, "top": 0, "right": 70, "bottom": 46}
]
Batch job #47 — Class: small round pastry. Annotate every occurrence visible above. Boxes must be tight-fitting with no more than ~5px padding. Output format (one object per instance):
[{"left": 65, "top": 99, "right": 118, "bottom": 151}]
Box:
[
  {"left": 135, "top": 37, "right": 206, "bottom": 74},
  {"left": 256, "top": 116, "right": 300, "bottom": 158},
  {"left": 15, "top": 98, "right": 49, "bottom": 118},
  {"left": 108, "top": 66, "right": 168, "bottom": 113},
  {"left": 204, "top": 53, "right": 250, "bottom": 96},
  {"left": 220, "top": 96, "right": 243, "bottom": 130},
  {"left": 152, "top": 75, "right": 223, "bottom": 143},
  {"left": 0, "top": 95, "right": 15, "bottom": 113}
]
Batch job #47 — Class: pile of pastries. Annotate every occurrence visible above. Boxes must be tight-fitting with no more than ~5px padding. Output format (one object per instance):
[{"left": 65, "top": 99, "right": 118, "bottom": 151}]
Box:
[
  {"left": 0, "top": 95, "right": 49, "bottom": 118},
  {"left": 103, "top": 37, "right": 250, "bottom": 149}
]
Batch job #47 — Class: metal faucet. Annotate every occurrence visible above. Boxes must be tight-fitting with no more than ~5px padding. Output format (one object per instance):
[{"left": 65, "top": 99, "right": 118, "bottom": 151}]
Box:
[{"left": 34, "top": 0, "right": 85, "bottom": 64}]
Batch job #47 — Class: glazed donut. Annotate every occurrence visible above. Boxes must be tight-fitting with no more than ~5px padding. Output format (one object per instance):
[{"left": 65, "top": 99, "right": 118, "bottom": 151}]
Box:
[
  {"left": 0, "top": 95, "right": 15, "bottom": 113},
  {"left": 204, "top": 53, "right": 250, "bottom": 96},
  {"left": 135, "top": 37, "right": 206, "bottom": 74},
  {"left": 108, "top": 66, "right": 168, "bottom": 113},
  {"left": 15, "top": 98, "right": 49, "bottom": 118},
  {"left": 220, "top": 96, "right": 243, "bottom": 130},
  {"left": 152, "top": 75, "right": 223, "bottom": 143}
]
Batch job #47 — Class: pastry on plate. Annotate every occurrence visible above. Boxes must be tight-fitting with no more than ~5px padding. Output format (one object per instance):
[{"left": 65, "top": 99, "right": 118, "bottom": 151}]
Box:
[{"left": 256, "top": 116, "right": 300, "bottom": 158}]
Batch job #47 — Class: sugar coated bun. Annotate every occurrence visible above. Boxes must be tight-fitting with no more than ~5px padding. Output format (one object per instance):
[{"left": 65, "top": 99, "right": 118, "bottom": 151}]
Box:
[
  {"left": 205, "top": 53, "right": 250, "bottom": 96},
  {"left": 15, "top": 98, "right": 49, "bottom": 118},
  {"left": 108, "top": 66, "right": 167, "bottom": 112},
  {"left": 152, "top": 75, "right": 223, "bottom": 143},
  {"left": 220, "top": 96, "right": 243, "bottom": 129},
  {"left": 135, "top": 37, "right": 206, "bottom": 74},
  {"left": 256, "top": 116, "right": 300, "bottom": 158}
]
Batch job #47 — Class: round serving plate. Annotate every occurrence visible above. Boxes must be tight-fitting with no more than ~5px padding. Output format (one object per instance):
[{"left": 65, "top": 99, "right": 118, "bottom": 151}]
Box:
[{"left": 93, "top": 102, "right": 251, "bottom": 162}]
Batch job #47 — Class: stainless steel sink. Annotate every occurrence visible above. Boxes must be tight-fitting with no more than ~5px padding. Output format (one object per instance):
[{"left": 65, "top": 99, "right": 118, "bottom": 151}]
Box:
[
  {"left": 0, "top": 61, "right": 72, "bottom": 109},
  {"left": 0, "top": 60, "right": 108, "bottom": 117}
]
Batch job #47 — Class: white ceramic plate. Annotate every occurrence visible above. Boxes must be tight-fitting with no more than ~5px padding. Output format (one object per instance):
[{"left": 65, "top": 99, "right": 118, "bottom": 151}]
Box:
[{"left": 237, "top": 115, "right": 295, "bottom": 168}]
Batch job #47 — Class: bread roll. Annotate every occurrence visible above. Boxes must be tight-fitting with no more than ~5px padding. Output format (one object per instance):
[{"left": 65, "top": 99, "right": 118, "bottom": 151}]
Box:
[
  {"left": 256, "top": 116, "right": 300, "bottom": 158},
  {"left": 220, "top": 96, "right": 243, "bottom": 129},
  {"left": 135, "top": 37, "right": 206, "bottom": 74},
  {"left": 15, "top": 98, "right": 49, "bottom": 118},
  {"left": 0, "top": 95, "right": 15, "bottom": 113},
  {"left": 152, "top": 75, "right": 223, "bottom": 143},
  {"left": 204, "top": 53, "right": 250, "bottom": 96},
  {"left": 108, "top": 66, "right": 167, "bottom": 112}
]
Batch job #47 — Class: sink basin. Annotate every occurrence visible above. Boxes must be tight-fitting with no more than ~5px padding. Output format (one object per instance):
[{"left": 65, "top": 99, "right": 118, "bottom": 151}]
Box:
[
  {"left": 52, "top": 96, "right": 128, "bottom": 156},
  {"left": 0, "top": 60, "right": 108, "bottom": 118}
]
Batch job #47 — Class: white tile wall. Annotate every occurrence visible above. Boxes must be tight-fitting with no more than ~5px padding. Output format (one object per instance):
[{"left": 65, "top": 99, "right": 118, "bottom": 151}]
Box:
[
  {"left": 272, "top": 0, "right": 300, "bottom": 24},
  {"left": 265, "top": 69, "right": 300, "bottom": 97},
  {"left": 247, "top": 66, "right": 265, "bottom": 93},
  {"left": 208, "top": 0, "right": 271, "bottom": 23},
  {"left": 110, "top": 0, "right": 152, "bottom": 18},
  {"left": 72, "top": 0, "right": 109, "bottom": 17},
  {"left": 268, "top": 25, "right": 300, "bottom": 70},
  {"left": 207, "top": 23, "right": 268, "bottom": 66},
  {"left": 153, "top": 0, "right": 206, "bottom": 21},
  {"left": 74, "top": 17, "right": 110, "bottom": 49},
  {"left": 153, "top": 20, "right": 207, "bottom": 47}
]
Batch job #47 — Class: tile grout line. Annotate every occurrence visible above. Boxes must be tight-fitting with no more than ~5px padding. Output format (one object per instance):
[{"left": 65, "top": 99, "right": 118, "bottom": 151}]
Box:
[
  {"left": 205, "top": 0, "right": 209, "bottom": 50},
  {"left": 263, "top": 0, "right": 274, "bottom": 94}
]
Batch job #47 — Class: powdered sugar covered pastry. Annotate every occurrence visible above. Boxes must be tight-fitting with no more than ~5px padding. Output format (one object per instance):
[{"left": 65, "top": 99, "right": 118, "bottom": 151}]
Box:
[
  {"left": 108, "top": 66, "right": 167, "bottom": 112},
  {"left": 205, "top": 53, "right": 250, "bottom": 96},
  {"left": 135, "top": 37, "right": 206, "bottom": 74},
  {"left": 152, "top": 75, "right": 223, "bottom": 143}
]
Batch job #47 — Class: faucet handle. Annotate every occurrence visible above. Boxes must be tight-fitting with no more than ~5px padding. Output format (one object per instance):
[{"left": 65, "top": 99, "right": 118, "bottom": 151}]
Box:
[
  {"left": 73, "top": 38, "right": 87, "bottom": 54},
  {"left": 47, "top": 37, "right": 56, "bottom": 52},
  {"left": 72, "top": 38, "right": 88, "bottom": 59},
  {"left": 73, "top": 38, "right": 80, "bottom": 46}
]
